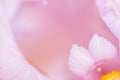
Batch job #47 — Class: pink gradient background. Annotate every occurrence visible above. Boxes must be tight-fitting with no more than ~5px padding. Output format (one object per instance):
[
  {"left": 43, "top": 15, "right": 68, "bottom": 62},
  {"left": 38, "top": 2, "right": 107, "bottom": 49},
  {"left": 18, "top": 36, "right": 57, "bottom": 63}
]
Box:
[{"left": 10, "top": 0, "right": 118, "bottom": 80}]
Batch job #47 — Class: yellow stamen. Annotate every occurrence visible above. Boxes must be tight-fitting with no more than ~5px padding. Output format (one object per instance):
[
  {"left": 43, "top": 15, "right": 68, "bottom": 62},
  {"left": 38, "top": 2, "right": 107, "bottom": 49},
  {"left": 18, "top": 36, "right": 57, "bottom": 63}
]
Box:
[{"left": 101, "top": 70, "right": 120, "bottom": 80}]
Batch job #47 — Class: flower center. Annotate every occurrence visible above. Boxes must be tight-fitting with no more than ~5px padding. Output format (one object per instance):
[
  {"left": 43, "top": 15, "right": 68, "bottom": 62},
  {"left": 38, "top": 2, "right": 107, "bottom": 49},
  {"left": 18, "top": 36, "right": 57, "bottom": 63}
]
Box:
[{"left": 100, "top": 70, "right": 120, "bottom": 80}]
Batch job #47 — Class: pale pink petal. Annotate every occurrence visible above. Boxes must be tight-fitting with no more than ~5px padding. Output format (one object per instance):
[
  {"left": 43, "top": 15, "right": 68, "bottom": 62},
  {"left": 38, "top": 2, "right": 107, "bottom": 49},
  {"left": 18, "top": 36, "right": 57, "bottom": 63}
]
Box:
[
  {"left": 0, "top": 16, "right": 49, "bottom": 80},
  {"left": 89, "top": 34, "right": 118, "bottom": 62},
  {"left": 69, "top": 44, "right": 94, "bottom": 76},
  {"left": 3, "top": 0, "right": 22, "bottom": 19},
  {"left": 95, "top": 0, "right": 120, "bottom": 40}
]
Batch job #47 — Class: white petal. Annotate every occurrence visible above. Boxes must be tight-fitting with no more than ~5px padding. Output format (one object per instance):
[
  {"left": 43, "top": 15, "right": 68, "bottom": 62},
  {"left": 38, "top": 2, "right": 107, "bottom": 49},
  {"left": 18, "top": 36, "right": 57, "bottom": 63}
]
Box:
[
  {"left": 107, "top": 20, "right": 120, "bottom": 40},
  {"left": 96, "top": 0, "right": 120, "bottom": 40},
  {"left": 69, "top": 44, "right": 94, "bottom": 75},
  {"left": 4, "top": 0, "right": 22, "bottom": 19},
  {"left": 89, "top": 34, "right": 118, "bottom": 62}
]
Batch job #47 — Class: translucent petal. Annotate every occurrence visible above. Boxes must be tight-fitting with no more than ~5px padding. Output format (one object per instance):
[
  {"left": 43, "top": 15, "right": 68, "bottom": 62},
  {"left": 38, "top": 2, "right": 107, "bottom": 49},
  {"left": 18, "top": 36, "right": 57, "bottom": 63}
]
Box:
[
  {"left": 3, "top": 0, "right": 22, "bottom": 19},
  {"left": 96, "top": 0, "right": 120, "bottom": 40},
  {"left": 0, "top": 16, "right": 49, "bottom": 80},
  {"left": 0, "top": 60, "right": 50, "bottom": 80},
  {"left": 69, "top": 44, "right": 94, "bottom": 75},
  {"left": 89, "top": 34, "right": 118, "bottom": 62}
]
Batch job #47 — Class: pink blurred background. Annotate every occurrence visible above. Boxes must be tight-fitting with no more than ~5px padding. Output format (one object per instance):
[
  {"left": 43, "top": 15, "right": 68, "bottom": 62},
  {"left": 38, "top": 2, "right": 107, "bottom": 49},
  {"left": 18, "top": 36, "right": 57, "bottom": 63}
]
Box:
[{"left": 10, "top": 0, "right": 118, "bottom": 80}]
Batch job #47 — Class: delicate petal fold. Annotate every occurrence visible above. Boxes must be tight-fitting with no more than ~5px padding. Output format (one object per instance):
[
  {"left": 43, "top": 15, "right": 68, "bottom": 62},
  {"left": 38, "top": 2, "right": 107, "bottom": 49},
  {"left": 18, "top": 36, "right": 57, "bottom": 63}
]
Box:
[
  {"left": 0, "top": 15, "right": 49, "bottom": 80},
  {"left": 89, "top": 34, "right": 118, "bottom": 62},
  {"left": 69, "top": 44, "right": 94, "bottom": 75},
  {"left": 95, "top": 0, "right": 120, "bottom": 40},
  {"left": 2, "top": 0, "right": 22, "bottom": 19}
]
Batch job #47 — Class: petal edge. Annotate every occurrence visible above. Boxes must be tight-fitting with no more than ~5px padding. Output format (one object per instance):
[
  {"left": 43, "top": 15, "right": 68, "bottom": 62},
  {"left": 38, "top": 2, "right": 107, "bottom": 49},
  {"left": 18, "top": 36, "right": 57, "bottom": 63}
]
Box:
[
  {"left": 69, "top": 44, "right": 94, "bottom": 75},
  {"left": 89, "top": 34, "right": 118, "bottom": 62}
]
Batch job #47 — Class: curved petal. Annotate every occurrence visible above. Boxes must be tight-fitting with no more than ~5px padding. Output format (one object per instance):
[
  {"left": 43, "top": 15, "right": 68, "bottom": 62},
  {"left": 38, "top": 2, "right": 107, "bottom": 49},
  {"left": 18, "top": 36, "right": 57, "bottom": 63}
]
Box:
[
  {"left": 69, "top": 44, "right": 94, "bottom": 75},
  {"left": 95, "top": 0, "right": 120, "bottom": 40},
  {"left": 89, "top": 34, "right": 118, "bottom": 62},
  {"left": 0, "top": 16, "right": 49, "bottom": 80},
  {"left": 1, "top": 0, "right": 22, "bottom": 20}
]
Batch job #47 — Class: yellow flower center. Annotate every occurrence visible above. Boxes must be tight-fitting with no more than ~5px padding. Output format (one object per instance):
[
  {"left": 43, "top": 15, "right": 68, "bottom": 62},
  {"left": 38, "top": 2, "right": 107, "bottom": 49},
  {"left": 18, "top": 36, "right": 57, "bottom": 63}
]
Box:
[{"left": 100, "top": 71, "right": 120, "bottom": 80}]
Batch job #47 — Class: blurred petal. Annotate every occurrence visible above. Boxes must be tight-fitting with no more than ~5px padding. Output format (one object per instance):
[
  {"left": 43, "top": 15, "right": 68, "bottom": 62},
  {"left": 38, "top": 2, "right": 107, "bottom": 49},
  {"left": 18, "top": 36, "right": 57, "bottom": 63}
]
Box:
[
  {"left": 0, "top": 16, "right": 49, "bottom": 80},
  {"left": 89, "top": 34, "right": 118, "bottom": 62},
  {"left": 2, "top": 0, "right": 22, "bottom": 19},
  {"left": 69, "top": 44, "right": 94, "bottom": 75},
  {"left": 95, "top": 0, "right": 120, "bottom": 40}
]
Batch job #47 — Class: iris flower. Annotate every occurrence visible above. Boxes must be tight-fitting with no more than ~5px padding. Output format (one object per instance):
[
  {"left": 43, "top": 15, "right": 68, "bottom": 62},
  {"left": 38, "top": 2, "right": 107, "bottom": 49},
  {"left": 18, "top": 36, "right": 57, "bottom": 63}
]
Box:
[{"left": 69, "top": 34, "right": 120, "bottom": 80}]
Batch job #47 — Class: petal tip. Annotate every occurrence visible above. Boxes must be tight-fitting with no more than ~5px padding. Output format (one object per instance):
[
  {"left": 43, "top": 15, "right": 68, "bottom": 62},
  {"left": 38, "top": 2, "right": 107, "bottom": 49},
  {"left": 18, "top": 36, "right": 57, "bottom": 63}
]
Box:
[
  {"left": 69, "top": 44, "right": 94, "bottom": 75},
  {"left": 89, "top": 34, "right": 118, "bottom": 61}
]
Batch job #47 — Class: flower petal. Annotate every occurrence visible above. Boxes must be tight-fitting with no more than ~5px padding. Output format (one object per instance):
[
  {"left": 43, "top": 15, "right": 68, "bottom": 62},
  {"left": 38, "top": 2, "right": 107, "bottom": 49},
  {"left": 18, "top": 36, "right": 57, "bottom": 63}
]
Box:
[
  {"left": 0, "top": 16, "right": 49, "bottom": 80},
  {"left": 69, "top": 44, "right": 94, "bottom": 75},
  {"left": 3, "top": 0, "right": 22, "bottom": 19},
  {"left": 95, "top": 0, "right": 120, "bottom": 40},
  {"left": 89, "top": 34, "right": 118, "bottom": 62}
]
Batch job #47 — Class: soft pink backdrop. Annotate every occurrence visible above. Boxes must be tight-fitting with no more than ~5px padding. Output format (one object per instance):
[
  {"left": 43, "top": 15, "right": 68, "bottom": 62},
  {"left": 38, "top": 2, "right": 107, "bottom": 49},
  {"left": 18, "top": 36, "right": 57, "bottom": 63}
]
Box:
[{"left": 11, "top": 0, "right": 118, "bottom": 80}]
